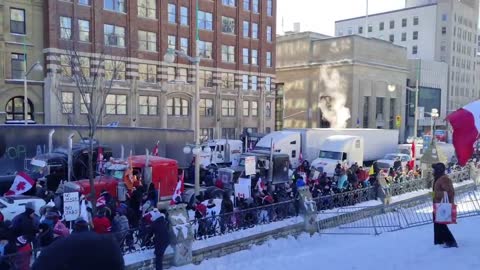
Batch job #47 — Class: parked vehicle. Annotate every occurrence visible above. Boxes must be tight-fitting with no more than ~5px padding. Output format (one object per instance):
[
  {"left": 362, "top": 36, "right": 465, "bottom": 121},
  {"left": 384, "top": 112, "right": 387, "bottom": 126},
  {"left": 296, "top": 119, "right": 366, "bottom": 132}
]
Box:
[
  {"left": 376, "top": 153, "right": 412, "bottom": 170},
  {"left": 199, "top": 139, "right": 243, "bottom": 167},
  {"left": 256, "top": 128, "right": 399, "bottom": 169},
  {"left": 0, "top": 195, "right": 46, "bottom": 221}
]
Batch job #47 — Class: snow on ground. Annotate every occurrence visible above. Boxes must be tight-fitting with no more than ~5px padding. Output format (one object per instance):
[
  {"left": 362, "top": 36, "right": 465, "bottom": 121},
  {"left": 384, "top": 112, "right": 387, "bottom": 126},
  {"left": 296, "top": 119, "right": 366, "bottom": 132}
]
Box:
[{"left": 176, "top": 215, "right": 480, "bottom": 270}]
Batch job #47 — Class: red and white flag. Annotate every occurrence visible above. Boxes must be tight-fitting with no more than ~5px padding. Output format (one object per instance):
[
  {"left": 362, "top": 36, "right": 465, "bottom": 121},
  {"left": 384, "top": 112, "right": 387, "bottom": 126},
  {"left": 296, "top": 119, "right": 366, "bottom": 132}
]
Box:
[
  {"left": 408, "top": 141, "right": 416, "bottom": 170},
  {"left": 152, "top": 142, "right": 159, "bottom": 156},
  {"left": 170, "top": 171, "right": 184, "bottom": 205},
  {"left": 446, "top": 100, "right": 480, "bottom": 166},
  {"left": 4, "top": 172, "right": 35, "bottom": 196}
]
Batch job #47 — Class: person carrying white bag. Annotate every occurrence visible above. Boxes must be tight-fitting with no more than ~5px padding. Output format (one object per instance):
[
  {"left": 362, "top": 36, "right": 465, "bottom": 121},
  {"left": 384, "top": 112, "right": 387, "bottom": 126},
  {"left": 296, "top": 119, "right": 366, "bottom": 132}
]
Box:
[{"left": 432, "top": 162, "right": 458, "bottom": 248}]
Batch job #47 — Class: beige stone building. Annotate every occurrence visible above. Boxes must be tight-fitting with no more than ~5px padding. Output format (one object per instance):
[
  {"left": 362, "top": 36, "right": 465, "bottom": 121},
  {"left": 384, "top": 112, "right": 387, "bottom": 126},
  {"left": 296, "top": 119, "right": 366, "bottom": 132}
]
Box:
[
  {"left": 0, "top": 0, "right": 44, "bottom": 124},
  {"left": 277, "top": 32, "right": 409, "bottom": 142}
]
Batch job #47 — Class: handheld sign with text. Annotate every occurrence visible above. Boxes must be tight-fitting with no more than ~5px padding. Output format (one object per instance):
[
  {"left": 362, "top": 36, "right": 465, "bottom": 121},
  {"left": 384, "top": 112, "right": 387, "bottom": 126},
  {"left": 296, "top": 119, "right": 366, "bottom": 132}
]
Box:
[
  {"left": 63, "top": 192, "right": 80, "bottom": 221},
  {"left": 244, "top": 156, "right": 256, "bottom": 176}
]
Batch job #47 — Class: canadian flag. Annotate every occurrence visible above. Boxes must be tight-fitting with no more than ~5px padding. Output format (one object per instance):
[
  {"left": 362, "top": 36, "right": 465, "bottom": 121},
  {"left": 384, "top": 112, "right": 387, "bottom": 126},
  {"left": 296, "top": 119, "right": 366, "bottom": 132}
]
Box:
[
  {"left": 4, "top": 172, "right": 35, "bottom": 196},
  {"left": 170, "top": 171, "right": 184, "bottom": 205},
  {"left": 446, "top": 100, "right": 480, "bottom": 166},
  {"left": 408, "top": 141, "right": 415, "bottom": 170}
]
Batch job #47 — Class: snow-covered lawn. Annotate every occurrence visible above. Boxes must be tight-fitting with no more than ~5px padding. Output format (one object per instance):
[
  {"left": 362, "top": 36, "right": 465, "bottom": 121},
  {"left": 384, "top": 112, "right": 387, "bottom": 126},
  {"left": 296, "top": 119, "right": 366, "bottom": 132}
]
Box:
[{"left": 177, "top": 215, "right": 480, "bottom": 270}]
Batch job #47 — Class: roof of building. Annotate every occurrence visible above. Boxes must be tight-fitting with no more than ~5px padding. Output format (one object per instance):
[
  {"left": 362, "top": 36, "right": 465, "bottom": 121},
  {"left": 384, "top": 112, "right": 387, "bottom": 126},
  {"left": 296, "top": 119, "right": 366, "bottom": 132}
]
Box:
[{"left": 335, "top": 3, "right": 437, "bottom": 23}]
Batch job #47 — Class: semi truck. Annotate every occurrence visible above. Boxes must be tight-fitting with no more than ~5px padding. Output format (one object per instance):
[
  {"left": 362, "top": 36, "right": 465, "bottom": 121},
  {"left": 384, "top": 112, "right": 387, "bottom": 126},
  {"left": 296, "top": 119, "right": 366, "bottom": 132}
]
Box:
[{"left": 254, "top": 128, "right": 399, "bottom": 169}]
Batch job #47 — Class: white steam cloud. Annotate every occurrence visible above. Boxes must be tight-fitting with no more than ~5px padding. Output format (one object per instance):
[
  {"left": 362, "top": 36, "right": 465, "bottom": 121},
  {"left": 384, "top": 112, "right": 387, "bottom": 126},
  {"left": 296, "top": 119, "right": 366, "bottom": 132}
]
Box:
[{"left": 318, "top": 68, "right": 351, "bottom": 128}]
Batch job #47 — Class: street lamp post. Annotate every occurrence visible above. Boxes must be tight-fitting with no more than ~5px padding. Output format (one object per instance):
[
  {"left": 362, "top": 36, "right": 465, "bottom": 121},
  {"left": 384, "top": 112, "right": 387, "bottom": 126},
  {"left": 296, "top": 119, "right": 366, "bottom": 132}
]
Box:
[
  {"left": 164, "top": 49, "right": 201, "bottom": 196},
  {"left": 23, "top": 61, "right": 43, "bottom": 125},
  {"left": 388, "top": 83, "right": 419, "bottom": 140}
]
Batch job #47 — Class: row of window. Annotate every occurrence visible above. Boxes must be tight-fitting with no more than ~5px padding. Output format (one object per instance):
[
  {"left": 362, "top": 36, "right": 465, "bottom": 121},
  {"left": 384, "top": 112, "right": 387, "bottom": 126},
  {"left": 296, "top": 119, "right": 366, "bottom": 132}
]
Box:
[
  {"left": 242, "top": 21, "right": 272, "bottom": 41},
  {"left": 60, "top": 92, "right": 272, "bottom": 118},
  {"left": 348, "top": 16, "right": 419, "bottom": 35},
  {"left": 200, "top": 128, "right": 267, "bottom": 142},
  {"left": 386, "top": 31, "right": 418, "bottom": 42},
  {"left": 224, "top": 0, "right": 273, "bottom": 16}
]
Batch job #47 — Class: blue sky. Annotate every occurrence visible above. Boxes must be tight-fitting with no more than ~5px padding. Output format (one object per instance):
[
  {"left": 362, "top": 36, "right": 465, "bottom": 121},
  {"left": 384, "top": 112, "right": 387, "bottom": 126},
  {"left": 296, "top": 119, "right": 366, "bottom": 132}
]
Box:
[{"left": 277, "top": 0, "right": 405, "bottom": 36}]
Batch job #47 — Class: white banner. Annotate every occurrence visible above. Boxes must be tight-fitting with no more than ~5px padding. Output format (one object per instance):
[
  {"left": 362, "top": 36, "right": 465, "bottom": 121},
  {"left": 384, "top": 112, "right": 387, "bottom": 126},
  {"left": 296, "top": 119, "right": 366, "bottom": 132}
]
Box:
[
  {"left": 63, "top": 192, "right": 80, "bottom": 221},
  {"left": 245, "top": 156, "right": 256, "bottom": 176},
  {"left": 234, "top": 183, "right": 251, "bottom": 199}
]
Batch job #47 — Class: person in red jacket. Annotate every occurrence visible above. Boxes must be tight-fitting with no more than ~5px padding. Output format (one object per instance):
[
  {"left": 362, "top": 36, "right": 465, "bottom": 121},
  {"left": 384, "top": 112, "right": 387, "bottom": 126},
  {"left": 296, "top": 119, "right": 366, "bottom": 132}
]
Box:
[{"left": 92, "top": 208, "right": 112, "bottom": 234}]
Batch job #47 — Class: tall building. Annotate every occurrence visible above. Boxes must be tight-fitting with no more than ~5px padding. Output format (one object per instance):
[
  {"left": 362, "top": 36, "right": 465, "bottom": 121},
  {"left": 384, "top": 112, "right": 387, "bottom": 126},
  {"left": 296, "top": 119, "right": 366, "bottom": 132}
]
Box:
[
  {"left": 276, "top": 32, "right": 408, "bottom": 142},
  {"left": 336, "top": 0, "right": 479, "bottom": 136},
  {"left": 42, "top": 0, "right": 276, "bottom": 141},
  {"left": 0, "top": 0, "right": 45, "bottom": 124}
]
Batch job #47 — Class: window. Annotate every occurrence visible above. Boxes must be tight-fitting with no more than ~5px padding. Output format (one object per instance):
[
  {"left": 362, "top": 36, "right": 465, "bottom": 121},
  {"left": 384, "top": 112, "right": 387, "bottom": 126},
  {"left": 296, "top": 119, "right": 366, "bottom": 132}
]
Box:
[
  {"left": 379, "top": 22, "right": 384, "bottom": 31},
  {"left": 441, "top": 26, "right": 446, "bottom": 35},
  {"left": 222, "top": 0, "right": 236, "bottom": 7},
  {"left": 198, "top": 40, "right": 213, "bottom": 59},
  {"left": 222, "top": 100, "right": 236, "bottom": 116},
  {"left": 358, "top": 26, "right": 363, "bottom": 34},
  {"left": 243, "top": 101, "right": 250, "bottom": 116},
  {"left": 412, "top": 45, "right": 418, "bottom": 55},
  {"left": 199, "top": 70, "right": 213, "bottom": 87},
  {"left": 200, "top": 129, "right": 214, "bottom": 142},
  {"left": 79, "top": 19, "right": 90, "bottom": 42},
  {"left": 200, "top": 98, "right": 214, "bottom": 116},
  {"left": 243, "top": 0, "right": 250, "bottom": 10},
  {"left": 265, "top": 77, "right": 272, "bottom": 91},
  {"left": 198, "top": 11, "right": 213, "bottom": 30},
  {"left": 80, "top": 93, "right": 90, "bottom": 114},
  {"left": 389, "top": 20, "right": 395, "bottom": 29},
  {"left": 401, "top": 32, "right": 406, "bottom": 41},
  {"left": 266, "top": 51, "right": 272, "bottom": 67},
  {"left": 368, "top": 25, "right": 372, "bottom": 32},
  {"left": 138, "top": 0, "right": 156, "bottom": 18},
  {"left": 5, "top": 96, "right": 33, "bottom": 121},
  {"left": 222, "top": 128, "right": 236, "bottom": 139},
  {"left": 267, "top": 26, "right": 272, "bottom": 42},
  {"left": 78, "top": 57, "right": 90, "bottom": 77},
  {"left": 79, "top": 0, "right": 90, "bottom": 5},
  {"left": 138, "top": 64, "right": 156, "bottom": 82},
  {"left": 139, "top": 96, "right": 157, "bottom": 115},
  {"left": 10, "top": 8, "right": 26, "bottom": 34},
  {"left": 389, "top": 34, "right": 394, "bottom": 42},
  {"left": 243, "top": 48, "right": 249, "bottom": 64},
  {"left": 180, "top": 37, "right": 189, "bottom": 53},
  {"left": 251, "top": 49, "right": 258, "bottom": 65},
  {"left": 180, "top": 6, "right": 188, "bottom": 25},
  {"left": 221, "top": 45, "right": 235, "bottom": 63},
  {"left": 61, "top": 92, "right": 74, "bottom": 114},
  {"left": 413, "top": 31, "right": 418, "bottom": 40},
  {"left": 243, "top": 21, "right": 250, "bottom": 37},
  {"left": 104, "top": 0, "right": 125, "bottom": 12},
  {"left": 222, "top": 17, "right": 235, "bottom": 34},
  {"left": 168, "top": 4, "right": 176, "bottom": 24},
  {"left": 251, "top": 101, "right": 258, "bottom": 116},
  {"left": 221, "top": 73, "right": 235, "bottom": 88},
  {"left": 104, "top": 60, "right": 126, "bottom": 80},
  {"left": 402, "top": 18, "right": 407, "bottom": 27},
  {"left": 138, "top": 30, "right": 157, "bottom": 51},
  {"left": 168, "top": 35, "right": 176, "bottom": 49},
  {"left": 60, "top": 16, "right": 72, "bottom": 39},
  {"left": 104, "top": 24, "right": 125, "bottom": 47},
  {"left": 267, "top": 0, "right": 273, "bottom": 16},
  {"left": 252, "top": 0, "right": 259, "bottom": 13},
  {"left": 10, "top": 53, "right": 25, "bottom": 79},
  {"left": 177, "top": 68, "right": 187, "bottom": 82},
  {"left": 413, "top": 16, "right": 419, "bottom": 25},
  {"left": 242, "top": 75, "right": 249, "bottom": 90},
  {"left": 252, "top": 23, "right": 258, "bottom": 39},
  {"left": 60, "top": 55, "right": 72, "bottom": 76},
  {"left": 106, "top": 94, "right": 127, "bottom": 115},
  {"left": 266, "top": 101, "right": 272, "bottom": 117},
  {"left": 167, "top": 97, "right": 189, "bottom": 116},
  {"left": 251, "top": 75, "right": 257, "bottom": 90},
  {"left": 442, "top": 13, "right": 447, "bottom": 21}
]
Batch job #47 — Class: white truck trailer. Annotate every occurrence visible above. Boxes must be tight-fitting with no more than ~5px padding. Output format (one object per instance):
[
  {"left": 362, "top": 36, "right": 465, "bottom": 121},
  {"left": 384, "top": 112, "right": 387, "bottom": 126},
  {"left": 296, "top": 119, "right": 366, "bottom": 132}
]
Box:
[{"left": 254, "top": 128, "right": 399, "bottom": 168}]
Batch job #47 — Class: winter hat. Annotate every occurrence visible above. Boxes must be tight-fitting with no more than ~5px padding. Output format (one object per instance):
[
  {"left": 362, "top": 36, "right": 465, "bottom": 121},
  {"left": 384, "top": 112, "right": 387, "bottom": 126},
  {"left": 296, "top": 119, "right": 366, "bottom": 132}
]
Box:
[
  {"left": 74, "top": 218, "right": 89, "bottom": 233},
  {"left": 31, "top": 232, "right": 124, "bottom": 270},
  {"left": 432, "top": 163, "right": 446, "bottom": 174},
  {"left": 26, "top": 201, "right": 35, "bottom": 211},
  {"left": 16, "top": 236, "right": 28, "bottom": 247}
]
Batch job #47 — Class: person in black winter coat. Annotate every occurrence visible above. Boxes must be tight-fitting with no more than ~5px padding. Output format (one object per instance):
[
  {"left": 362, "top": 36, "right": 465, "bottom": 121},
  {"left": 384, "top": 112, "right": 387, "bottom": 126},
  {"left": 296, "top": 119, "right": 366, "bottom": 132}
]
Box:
[
  {"left": 220, "top": 193, "right": 234, "bottom": 233},
  {"left": 11, "top": 205, "right": 37, "bottom": 242},
  {"left": 0, "top": 231, "right": 17, "bottom": 270},
  {"left": 151, "top": 210, "right": 170, "bottom": 270},
  {"left": 31, "top": 232, "right": 124, "bottom": 270},
  {"left": 36, "top": 223, "right": 54, "bottom": 247}
]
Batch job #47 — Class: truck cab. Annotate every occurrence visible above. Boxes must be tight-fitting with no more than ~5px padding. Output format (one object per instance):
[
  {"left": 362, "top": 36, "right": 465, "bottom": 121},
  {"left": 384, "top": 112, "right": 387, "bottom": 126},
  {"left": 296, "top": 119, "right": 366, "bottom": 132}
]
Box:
[
  {"left": 200, "top": 139, "right": 243, "bottom": 167},
  {"left": 310, "top": 135, "right": 363, "bottom": 177},
  {"left": 254, "top": 131, "right": 301, "bottom": 168}
]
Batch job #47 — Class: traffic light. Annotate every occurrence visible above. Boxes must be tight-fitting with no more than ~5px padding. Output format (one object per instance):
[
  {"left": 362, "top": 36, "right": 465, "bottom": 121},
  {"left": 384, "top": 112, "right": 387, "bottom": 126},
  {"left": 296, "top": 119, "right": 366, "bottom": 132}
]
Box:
[{"left": 396, "top": 115, "right": 401, "bottom": 128}]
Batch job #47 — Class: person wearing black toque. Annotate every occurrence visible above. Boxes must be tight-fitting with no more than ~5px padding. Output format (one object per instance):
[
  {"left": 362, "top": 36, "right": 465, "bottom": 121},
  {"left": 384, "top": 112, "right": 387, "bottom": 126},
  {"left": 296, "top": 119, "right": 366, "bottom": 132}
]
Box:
[
  {"left": 432, "top": 162, "right": 458, "bottom": 248},
  {"left": 31, "top": 232, "right": 124, "bottom": 270}
]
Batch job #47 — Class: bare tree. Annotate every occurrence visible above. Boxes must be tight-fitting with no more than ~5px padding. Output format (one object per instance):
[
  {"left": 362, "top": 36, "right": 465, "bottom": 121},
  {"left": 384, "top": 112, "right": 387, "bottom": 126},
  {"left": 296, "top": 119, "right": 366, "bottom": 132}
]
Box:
[{"left": 54, "top": 47, "right": 125, "bottom": 214}]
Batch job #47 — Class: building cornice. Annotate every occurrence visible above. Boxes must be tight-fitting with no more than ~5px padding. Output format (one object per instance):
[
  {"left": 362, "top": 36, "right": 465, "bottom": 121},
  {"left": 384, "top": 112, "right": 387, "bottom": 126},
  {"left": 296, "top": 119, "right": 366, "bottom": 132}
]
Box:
[{"left": 276, "top": 59, "right": 409, "bottom": 73}]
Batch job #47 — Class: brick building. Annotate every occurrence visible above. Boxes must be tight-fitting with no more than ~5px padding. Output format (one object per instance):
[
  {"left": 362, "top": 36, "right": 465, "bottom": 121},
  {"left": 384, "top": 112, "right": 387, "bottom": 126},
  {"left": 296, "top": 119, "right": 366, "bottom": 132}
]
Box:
[{"left": 43, "top": 0, "right": 276, "bottom": 141}]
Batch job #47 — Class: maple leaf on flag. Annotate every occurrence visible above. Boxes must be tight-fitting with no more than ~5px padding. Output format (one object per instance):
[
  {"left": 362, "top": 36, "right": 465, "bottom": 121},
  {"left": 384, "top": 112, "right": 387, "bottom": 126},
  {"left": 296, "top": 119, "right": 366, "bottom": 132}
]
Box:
[{"left": 16, "top": 182, "right": 26, "bottom": 191}]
